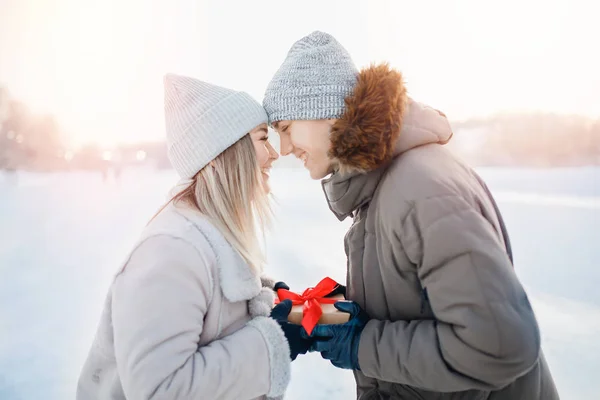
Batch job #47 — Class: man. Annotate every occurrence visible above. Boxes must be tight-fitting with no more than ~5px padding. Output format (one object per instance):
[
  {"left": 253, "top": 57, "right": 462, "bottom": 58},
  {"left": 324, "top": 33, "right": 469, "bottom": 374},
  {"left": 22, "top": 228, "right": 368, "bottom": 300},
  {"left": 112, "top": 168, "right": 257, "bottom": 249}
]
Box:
[{"left": 264, "top": 31, "right": 559, "bottom": 399}]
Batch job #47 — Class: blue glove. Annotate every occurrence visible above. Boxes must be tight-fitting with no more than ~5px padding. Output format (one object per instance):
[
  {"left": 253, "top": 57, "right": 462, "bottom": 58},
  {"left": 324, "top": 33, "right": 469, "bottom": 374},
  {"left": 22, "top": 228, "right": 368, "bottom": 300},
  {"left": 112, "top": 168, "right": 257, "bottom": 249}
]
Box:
[
  {"left": 273, "top": 281, "right": 290, "bottom": 292},
  {"left": 305, "top": 301, "right": 369, "bottom": 370},
  {"left": 270, "top": 299, "right": 313, "bottom": 361},
  {"left": 324, "top": 284, "right": 346, "bottom": 298}
]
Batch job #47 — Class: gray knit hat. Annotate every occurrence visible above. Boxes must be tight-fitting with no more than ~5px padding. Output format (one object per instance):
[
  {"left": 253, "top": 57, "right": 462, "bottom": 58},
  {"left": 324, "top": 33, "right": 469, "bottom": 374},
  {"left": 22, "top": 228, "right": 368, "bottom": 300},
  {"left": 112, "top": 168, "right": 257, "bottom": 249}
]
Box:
[
  {"left": 164, "top": 74, "right": 267, "bottom": 179},
  {"left": 263, "top": 31, "right": 358, "bottom": 125}
]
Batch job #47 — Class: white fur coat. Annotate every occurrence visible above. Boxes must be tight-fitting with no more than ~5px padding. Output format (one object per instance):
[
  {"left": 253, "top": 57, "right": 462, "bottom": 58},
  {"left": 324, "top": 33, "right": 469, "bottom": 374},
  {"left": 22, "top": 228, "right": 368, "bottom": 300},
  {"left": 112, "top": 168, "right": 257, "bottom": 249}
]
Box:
[{"left": 76, "top": 203, "right": 290, "bottom": 399}]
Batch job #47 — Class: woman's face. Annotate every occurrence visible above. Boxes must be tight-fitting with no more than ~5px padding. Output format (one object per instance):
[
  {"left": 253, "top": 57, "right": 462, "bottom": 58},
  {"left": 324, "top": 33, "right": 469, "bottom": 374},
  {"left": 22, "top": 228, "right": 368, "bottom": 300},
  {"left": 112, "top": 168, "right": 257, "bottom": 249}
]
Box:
[{"left": 250, "top": 123, "right": 279, "bottom": 193}]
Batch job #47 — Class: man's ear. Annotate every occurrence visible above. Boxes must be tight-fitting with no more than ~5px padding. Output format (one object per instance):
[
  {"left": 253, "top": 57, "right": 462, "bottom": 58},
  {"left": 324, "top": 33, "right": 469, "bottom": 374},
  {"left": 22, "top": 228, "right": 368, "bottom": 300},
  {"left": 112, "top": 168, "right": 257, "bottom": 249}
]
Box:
[{"left": 327, "top": 119, "right": 338, "bottom": 136}]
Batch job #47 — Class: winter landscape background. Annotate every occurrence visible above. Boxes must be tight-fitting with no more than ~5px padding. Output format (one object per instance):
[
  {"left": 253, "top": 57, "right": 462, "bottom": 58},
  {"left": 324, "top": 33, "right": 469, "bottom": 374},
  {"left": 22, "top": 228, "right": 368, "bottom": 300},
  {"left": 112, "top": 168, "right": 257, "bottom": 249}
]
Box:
[
  {"left": 2, "top": 1, "right": 599, "bottom": 398},
  {"left": 0, "top": 165, "right": 598, "bottom": 399}
]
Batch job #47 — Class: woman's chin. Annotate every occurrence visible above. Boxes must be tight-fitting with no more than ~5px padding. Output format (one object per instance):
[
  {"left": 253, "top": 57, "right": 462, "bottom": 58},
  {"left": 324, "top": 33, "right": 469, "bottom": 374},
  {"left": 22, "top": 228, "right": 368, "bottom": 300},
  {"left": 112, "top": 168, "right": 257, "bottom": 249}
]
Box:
[{"left": 261, "top": 174, "right": 271, "bottom": 194}]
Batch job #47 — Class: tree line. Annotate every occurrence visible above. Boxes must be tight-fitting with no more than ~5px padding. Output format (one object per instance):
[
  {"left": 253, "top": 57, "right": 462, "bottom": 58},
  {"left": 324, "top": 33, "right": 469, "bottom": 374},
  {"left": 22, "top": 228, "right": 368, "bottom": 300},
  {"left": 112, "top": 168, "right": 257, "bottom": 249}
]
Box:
[
  {"left": 0, "top": 86, "right": 65, "bottom": 171},
  {"left": 1, "top": 85, "right": 599, "bottom": 172}
]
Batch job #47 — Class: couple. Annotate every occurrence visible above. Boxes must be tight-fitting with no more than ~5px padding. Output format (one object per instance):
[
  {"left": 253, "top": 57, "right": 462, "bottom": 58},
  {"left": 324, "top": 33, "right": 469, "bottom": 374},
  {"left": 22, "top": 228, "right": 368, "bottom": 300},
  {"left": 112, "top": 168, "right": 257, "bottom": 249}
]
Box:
[{"left": 77, "top": 32, "right": 558, "bottom": 399}]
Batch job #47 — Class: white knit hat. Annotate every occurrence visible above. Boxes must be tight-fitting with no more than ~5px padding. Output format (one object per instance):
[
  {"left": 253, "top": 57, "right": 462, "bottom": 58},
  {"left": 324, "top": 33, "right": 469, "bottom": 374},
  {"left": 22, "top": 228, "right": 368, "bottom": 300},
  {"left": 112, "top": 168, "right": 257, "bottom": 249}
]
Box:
[
  {"left": 263, "top": 31, "right": 358, "bottom": 125},
  {"left": 164, "top": 74, "right": 268, "bottom": 179}
]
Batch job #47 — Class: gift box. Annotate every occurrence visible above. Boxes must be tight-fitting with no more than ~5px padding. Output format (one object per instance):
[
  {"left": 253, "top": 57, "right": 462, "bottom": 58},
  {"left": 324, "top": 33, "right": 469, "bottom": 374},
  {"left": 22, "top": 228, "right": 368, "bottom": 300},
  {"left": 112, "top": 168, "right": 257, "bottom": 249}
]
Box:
[{"left": 275, "top": 277, "right": 350, "bottom": 335}]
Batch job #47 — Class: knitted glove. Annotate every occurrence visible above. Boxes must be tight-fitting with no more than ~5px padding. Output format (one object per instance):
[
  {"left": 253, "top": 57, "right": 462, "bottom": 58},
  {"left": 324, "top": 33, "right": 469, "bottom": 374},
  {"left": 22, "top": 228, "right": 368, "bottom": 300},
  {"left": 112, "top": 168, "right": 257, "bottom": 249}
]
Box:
[{"left": 270, "top": 299, "right": 313, "bottom": 361}]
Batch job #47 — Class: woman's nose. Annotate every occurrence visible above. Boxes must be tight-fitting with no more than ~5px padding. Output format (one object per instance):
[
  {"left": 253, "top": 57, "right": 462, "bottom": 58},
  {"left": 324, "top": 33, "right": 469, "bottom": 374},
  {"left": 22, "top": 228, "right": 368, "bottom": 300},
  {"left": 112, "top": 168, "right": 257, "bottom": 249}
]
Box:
[{"left": 268, "top": 142, "right": 279, "bottom": 160}]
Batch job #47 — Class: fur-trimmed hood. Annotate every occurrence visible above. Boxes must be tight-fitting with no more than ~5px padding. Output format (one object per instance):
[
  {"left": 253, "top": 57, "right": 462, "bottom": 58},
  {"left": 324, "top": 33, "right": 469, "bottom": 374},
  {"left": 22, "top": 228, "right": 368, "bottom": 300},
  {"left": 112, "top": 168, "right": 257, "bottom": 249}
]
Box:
[{"left": 329, "top": 63, "right": 453, "bottom": 174}]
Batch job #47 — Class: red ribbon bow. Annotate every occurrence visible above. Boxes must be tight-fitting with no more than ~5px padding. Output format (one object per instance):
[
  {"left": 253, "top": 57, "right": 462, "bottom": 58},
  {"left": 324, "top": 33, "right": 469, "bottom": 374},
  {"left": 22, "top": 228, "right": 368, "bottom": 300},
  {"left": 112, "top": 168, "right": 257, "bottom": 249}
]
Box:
[{"left": 275, "top": 277, "right": 340, "bottom": 335}]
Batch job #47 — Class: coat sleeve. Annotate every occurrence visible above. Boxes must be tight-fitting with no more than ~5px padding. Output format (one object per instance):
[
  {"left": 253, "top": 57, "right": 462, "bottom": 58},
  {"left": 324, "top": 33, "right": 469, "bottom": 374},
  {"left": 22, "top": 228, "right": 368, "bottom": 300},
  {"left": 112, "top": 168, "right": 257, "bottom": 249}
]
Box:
[
  {"left": 357, "top": 195, "right": 540, "bottom": 391},
  {"left": 112, "top": 235, "right": 290, "bottom": 400}
]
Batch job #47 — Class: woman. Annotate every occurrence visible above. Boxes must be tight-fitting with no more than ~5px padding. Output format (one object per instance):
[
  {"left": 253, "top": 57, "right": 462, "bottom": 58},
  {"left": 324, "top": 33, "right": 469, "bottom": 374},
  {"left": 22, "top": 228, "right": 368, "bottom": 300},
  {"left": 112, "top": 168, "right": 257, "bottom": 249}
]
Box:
[{"left": 76, "top": 74, "right": 311, "bottom": 399}]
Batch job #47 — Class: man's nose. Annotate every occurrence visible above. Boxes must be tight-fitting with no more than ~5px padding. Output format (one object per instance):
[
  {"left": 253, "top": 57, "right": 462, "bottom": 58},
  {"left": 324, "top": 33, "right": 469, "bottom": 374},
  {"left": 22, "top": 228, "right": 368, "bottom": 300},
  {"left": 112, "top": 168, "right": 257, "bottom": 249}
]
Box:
[{"left": 279, "top": 134, "right": 293, "bottom": 156}]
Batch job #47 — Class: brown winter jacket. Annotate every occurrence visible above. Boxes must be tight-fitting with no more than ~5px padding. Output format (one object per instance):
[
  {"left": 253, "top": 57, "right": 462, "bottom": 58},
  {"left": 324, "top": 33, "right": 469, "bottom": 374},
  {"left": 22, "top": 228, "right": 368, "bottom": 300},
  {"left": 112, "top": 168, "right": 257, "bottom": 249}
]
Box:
[{"left": 322, "top": 64, "right": 559, "bottom": 399}]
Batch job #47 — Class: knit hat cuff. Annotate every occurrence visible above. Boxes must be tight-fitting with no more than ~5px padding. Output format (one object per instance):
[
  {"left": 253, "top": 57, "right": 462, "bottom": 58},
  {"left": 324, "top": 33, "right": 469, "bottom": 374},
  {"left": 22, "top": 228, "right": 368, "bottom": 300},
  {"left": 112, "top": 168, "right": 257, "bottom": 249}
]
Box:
[
  {"left": 264, "top": 84, "right": 355, "bottom": 125},
  {"left": 266, "top": 107, "right": 344, "bottom": 126}
]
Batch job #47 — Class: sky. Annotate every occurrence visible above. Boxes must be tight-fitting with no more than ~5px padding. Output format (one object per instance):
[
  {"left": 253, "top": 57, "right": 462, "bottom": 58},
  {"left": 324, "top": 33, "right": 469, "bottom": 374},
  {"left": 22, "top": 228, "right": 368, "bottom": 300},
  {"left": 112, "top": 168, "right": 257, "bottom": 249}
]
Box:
[{"left": 0, "top": 0, "right": 598, "bottom": 147}]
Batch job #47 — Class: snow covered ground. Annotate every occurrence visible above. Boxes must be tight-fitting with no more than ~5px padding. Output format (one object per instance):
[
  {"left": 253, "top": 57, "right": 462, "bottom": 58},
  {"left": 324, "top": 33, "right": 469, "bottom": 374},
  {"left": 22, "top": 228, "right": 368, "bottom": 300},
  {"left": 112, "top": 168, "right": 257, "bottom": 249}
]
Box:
[{"left": 0, "top": 166, "right": 598, "bottom": 399}]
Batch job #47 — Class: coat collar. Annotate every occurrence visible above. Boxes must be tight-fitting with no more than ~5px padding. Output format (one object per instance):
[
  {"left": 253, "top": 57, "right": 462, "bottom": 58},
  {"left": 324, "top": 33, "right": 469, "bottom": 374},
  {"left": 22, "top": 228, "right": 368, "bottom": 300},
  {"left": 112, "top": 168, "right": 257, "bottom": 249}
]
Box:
[
  {"left": 166, "top": 204, "right": 263, "bottom": 302},
  {"left": 323, "top": 64, "right": 454, "bottom": 219},
  {"left": 328, "top": 63, "right": 452, "bottom": 175},
  {"left": 321, "top": 168, "right": 386, "bottom": 221}
]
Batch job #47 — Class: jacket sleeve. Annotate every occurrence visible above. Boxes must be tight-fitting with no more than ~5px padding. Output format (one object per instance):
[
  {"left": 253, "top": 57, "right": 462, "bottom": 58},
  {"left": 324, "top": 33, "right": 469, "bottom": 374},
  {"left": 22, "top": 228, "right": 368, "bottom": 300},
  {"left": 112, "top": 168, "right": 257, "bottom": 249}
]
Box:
[
  {"left": 357, "top": 195, "right": 540, "bottom": 391},
  {"left": 112, "top": 235, "right": 290, "bottom": 400}
]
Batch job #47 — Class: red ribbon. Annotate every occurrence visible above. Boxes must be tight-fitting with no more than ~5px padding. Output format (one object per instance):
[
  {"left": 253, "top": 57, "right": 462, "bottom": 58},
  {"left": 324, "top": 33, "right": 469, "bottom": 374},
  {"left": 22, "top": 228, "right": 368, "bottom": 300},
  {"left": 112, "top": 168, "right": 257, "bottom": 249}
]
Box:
[{"left": 275, "top": 277, "right": 340, "bottom": 335}]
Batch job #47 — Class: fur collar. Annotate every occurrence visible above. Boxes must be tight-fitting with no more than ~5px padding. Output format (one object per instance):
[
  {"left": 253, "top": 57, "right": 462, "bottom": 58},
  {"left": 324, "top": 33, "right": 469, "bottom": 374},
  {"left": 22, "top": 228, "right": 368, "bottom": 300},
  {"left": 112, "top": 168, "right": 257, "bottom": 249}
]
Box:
[
  {"left": 140, "top": 204, "right": 264, "bottom": 303},
  {"left": 329, "top": 63, "right": 408, "bottom": 174},
  {"left": 176, "top": 207, "right": 263, "bottom": 303},
  {"left": 323, "top": 64, "right": 454, "bottom": 219}
]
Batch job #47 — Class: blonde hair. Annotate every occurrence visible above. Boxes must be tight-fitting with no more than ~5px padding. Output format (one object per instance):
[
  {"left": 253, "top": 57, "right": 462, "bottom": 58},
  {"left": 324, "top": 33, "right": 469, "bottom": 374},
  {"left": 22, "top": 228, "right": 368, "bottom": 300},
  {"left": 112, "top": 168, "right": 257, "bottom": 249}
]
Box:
[{"left": 155, "top": 133, "right": 271, "bottom": 273}]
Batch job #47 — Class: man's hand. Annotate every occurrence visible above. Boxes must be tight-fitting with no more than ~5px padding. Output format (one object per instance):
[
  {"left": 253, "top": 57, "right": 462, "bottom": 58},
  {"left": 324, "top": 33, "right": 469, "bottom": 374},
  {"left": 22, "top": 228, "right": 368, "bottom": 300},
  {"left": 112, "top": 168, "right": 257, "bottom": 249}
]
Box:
[
  {"left": 273, "top": 281, "right": 290, "bottom": 292},
  {"left": 305, "top": 301, "right": 369, "bottom": 370},
  {"left": 324, "top": 284, "right": 346, "bottom": 298}
]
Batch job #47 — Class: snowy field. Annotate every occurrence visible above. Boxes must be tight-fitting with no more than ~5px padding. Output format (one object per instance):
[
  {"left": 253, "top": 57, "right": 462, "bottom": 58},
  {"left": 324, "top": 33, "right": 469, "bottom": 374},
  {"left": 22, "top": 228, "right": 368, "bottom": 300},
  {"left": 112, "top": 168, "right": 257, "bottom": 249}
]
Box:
[{"left": 0, "top": 166, "right": 599, "bottom": 399}]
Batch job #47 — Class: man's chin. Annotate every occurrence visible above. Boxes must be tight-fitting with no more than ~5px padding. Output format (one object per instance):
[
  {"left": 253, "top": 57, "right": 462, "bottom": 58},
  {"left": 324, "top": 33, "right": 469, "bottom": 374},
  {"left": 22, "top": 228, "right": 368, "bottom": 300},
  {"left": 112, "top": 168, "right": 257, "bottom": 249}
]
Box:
[{"left": 307, "top": 167, "right": 327, "bottom": 180}]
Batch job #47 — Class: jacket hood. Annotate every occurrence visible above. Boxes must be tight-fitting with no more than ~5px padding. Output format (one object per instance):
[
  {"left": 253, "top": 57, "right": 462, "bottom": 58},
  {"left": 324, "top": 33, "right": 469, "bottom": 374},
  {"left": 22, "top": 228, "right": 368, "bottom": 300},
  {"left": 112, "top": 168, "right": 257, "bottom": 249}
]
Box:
[{"left": 329, "top": 63, "right": 453, "bottom": 174}]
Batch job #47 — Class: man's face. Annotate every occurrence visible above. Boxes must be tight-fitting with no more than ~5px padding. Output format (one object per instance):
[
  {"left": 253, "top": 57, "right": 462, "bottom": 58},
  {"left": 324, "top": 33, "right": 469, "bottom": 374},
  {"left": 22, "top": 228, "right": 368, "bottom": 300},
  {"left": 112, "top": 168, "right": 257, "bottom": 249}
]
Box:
[{"left": 274, "top": 119, "right": 336, "bottom": 180}]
